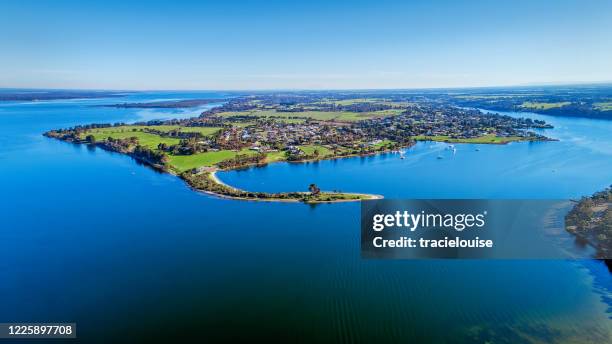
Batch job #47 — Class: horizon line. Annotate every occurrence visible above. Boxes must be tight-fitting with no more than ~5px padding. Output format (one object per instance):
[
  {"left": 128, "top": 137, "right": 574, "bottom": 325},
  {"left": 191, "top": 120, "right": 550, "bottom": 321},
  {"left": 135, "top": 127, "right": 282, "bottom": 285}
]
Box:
[{"left": 2, "top": 80, "right": 612, "bottom": 93}]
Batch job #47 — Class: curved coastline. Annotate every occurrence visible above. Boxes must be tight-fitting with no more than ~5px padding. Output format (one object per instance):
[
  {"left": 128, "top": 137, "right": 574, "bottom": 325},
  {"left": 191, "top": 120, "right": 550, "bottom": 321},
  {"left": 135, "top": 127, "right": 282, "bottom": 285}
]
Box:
[
  {"left": 207, "top": 170, "right": 383, "bottom": 203},
  {"left": 185, "top": 145, "right": 402, "bottom": 203},
  {"left": 43, "top": 129, "right": 552, "bottom": 203},
  {"left": 43, "top": 103, "right": 553, "bottom": 203},
  {"left": 43, "top": 131, "right": 387, "bottom": 203}
]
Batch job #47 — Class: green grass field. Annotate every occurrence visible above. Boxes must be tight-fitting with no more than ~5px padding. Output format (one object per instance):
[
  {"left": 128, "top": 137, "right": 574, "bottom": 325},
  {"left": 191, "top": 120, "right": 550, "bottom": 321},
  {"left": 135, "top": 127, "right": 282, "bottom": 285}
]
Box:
[
  {"left": 520, "top": 101, "right": 571, "bottom": 110},
  {"left": 84, "top": 125, "right": 223, "bottom": 150},
  {"left": 299, "top": 145, "right": 332, "bottom": 156},
  {"left": 371, "top": 139, "right": 393, "bottom": 148},
  {"left": 175, "top": 127, "right": 223, "bottom": 136},
  {"left": 413, "top": 134, "right": 528, "bottom": 144},
  {"left": 87, "top": 129, "right": 180, "bottom": 149},
  {"left": 264, "top": 151, "right": 287, "bottom": 163},
  {"left": 168, "top": 148, "right": 258, "bottom": 172},
  {"left": 83, "top": 125, "right": 343, "bottom": 172}
]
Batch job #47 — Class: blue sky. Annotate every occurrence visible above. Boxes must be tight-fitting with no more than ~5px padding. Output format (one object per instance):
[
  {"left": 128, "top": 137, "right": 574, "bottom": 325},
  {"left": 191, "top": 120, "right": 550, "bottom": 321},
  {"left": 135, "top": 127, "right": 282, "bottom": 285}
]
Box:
[{"left": 1, "top": 0, "right": 611, "bottom": 90}]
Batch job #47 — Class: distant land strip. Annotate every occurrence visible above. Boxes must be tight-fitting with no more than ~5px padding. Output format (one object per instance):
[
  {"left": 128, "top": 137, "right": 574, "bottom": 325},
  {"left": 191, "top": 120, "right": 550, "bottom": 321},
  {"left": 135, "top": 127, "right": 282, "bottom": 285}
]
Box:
[{"left": 100, "top": 99, "right": 225, "bottom": 109}]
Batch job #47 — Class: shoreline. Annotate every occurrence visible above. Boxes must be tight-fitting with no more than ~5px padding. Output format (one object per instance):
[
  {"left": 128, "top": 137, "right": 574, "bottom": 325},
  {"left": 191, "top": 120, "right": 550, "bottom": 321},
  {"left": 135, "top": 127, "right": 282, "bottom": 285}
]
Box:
[
  {"left": 205, "top": 170, "right": 383, "bottom": 203},
  {"left": 172, "top": 142, "right": 414, "bottom": 203},
  {"left": 44, "top": 129, "right": 548, "bottom": 204},
  {"left": 115, "top": 142, "right": 386, "bottom": 203},
  {"left": 43, "top": 133, "right": 387, "bottom": 203}
]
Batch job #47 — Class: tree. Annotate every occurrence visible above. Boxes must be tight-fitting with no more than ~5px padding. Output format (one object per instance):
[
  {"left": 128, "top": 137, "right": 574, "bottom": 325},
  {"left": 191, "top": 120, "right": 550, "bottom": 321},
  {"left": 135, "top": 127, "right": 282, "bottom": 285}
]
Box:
[
  {"left": 308, "top": 183, "right": 320, "bottom": 196},
  {"left": 85, "top": 135, "right": 96, "bottom": 144}
]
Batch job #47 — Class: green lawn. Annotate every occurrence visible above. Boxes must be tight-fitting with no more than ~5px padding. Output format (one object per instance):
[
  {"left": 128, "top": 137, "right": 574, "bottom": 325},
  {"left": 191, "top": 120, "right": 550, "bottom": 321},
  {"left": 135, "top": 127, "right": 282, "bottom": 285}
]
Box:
[
  {"left": 371, "top": 139, "right": 394, "bottom": 148},
  {"left": 299, "top": 145, "right": 332, "bottom": 156},
  {"left": 265, "top": 151, "right": 287, "bottom": 163},
  {"left": 413, "top": 134, "right": 528, "bottom": 144},
  {"left": 87, "top": 130, "right": 180, "bottom": 149},
  {"left": 84, "top": 125, "right": 222, "bottom": 151},
  {"left": 168, "top": 149, "right": 257, "bottom": 172},
  {"left": 520, "top": 101, "right": 571, "bottom": 110},
  {"left": 175, "top": 127, "right": 222, "bottom": 136}
]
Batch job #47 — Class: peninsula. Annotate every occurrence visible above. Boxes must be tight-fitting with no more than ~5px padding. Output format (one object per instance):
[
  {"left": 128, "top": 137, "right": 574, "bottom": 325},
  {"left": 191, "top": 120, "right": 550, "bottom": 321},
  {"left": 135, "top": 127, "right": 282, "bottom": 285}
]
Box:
[
  {"left": 566, "top": 186, "right": 612, "bottom": 258},
  {"left": 44, "top": 94, "right": 553, "bottom": 203}
]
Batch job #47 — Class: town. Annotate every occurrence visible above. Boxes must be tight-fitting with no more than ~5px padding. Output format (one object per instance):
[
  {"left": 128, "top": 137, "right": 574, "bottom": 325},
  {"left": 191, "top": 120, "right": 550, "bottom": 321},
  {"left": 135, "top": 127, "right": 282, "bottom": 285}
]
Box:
[{"left": 44, "top": 95, "right": 554, "bottom": 202}]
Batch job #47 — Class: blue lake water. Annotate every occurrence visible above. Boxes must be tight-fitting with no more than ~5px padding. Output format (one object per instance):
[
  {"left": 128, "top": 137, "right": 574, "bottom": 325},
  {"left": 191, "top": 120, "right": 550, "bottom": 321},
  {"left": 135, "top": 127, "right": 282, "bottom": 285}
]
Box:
[{"left": 1, "top": 92, "right": 611, "bottom": 342}]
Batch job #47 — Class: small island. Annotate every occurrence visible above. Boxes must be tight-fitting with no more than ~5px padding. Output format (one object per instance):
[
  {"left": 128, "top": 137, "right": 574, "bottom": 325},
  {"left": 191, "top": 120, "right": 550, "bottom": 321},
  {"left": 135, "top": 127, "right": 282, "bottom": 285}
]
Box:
[{"left": 44, "top": 95, "right": 553, "bottom": 203}]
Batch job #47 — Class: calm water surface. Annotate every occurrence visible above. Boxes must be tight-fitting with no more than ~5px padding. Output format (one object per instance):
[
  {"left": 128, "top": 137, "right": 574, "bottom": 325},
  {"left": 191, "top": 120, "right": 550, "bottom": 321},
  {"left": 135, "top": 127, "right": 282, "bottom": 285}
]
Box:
[{"left": 1, "top": 92, "right": 611, "bottom": 343}]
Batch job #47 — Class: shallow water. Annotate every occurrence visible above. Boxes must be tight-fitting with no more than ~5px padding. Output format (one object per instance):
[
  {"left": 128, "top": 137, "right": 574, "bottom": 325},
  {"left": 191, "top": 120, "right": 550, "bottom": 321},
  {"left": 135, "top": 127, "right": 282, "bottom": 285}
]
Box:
[{"left": 1, "top": 92, "right": 611, "bottom": 342}]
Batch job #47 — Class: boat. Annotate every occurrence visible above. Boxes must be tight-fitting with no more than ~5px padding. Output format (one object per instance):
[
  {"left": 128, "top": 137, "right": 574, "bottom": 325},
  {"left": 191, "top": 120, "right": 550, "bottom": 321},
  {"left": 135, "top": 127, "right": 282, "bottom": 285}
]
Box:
[{"left": 437, "top": 155, "right": 443, "bottom": 159}]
